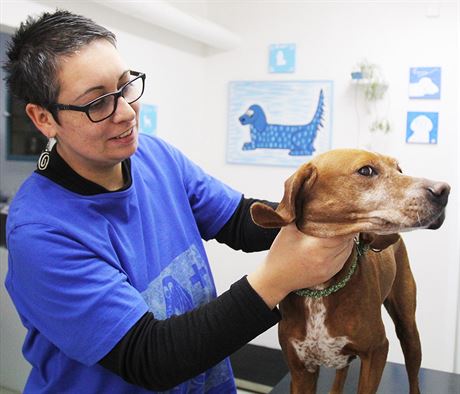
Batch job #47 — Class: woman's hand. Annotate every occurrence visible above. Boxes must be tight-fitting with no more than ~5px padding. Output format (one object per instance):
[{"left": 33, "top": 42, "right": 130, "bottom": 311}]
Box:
[{"left": 247, "top": 224, "right": 356, "bottom": 309}]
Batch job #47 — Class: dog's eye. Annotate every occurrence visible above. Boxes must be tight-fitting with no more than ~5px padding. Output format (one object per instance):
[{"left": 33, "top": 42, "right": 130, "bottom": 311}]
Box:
[
  {"left": 246, "top": 109, "right": 254, "bottom": 117},
  {"left": 357, "top": 166, "right": 377, "bottom": 176}
]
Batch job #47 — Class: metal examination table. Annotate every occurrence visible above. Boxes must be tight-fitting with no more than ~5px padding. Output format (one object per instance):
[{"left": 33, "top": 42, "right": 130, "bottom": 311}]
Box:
[{"left": 269, "top": 360, "right": 460, "bottom": 393}]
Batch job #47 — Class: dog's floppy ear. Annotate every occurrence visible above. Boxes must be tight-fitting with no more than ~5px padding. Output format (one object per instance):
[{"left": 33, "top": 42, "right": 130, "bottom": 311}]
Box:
[
  {"left": 252, "top": 105, "right": 267, "bottom": 132},
  {"left": 251, "top": 163, "right": 317, "bottom": 228},
  {"left": 360, "top": 233, "right": 400, "bottom": 251}
]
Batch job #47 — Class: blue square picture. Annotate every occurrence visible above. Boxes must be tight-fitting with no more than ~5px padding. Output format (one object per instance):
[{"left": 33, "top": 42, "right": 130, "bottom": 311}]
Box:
[
  {"left": 269, "top": 44, "right": 296, "bottom": 73},
  {"left": 408, "top": 67, "right": 441, "bottom": 99},
  {"left": 406, "top": 111, "right": 438, "bottom": 144},
  {"left": 139, "top": 104, "right": 157, "bottom": 136}
]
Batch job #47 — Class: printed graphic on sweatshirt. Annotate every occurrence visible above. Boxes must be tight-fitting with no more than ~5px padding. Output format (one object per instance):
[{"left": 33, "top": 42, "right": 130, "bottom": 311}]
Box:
[
  {"left": 141, "top": 244, "right": 215, "bottom": 319},
  {"left": 141, "top": 244, "right": 234, "bottom": 393}
]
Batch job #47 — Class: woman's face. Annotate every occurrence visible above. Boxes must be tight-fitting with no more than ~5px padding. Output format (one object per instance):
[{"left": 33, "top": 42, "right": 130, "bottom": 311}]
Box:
[{"left": 52, "top": 39, "right": 140, "bottom": 177}]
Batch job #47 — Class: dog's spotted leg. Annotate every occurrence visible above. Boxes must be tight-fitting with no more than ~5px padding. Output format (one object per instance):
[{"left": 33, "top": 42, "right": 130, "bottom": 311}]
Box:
[
  {"left": 242, "top": 142, "right": 256, "bottom": 150},
  {"left": 289, "top": 149, "right": 314, "bottom": 156}
]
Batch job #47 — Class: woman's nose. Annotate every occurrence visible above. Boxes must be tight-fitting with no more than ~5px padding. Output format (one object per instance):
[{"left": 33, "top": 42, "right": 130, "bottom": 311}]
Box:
[{"left": 112, "top": 96, "right": 137, "bottom": 123}]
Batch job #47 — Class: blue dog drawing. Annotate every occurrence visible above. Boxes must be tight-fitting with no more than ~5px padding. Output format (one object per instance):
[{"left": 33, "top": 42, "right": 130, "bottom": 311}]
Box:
[{"left": 239, "top": 90, "right": 324, "bottom": 156}]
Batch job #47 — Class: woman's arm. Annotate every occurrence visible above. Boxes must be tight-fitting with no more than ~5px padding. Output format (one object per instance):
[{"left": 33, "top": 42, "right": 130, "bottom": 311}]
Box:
[
  {"left": 214, "top": 196, "right": 279, "bottom": 252},
  {"left": 99, "top": 276, "right": 279, "bottom": 391}
]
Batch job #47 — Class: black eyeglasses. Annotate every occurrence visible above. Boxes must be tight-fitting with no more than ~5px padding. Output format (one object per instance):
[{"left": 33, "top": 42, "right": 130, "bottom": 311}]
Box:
[{"left": 50, "top": 70, "right": 146, "bottom": 123}]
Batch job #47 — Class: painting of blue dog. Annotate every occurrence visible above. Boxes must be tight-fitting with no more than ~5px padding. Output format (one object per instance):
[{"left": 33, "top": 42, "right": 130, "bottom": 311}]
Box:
[
  {"left": 239, "top": 92, "right": 323, "bottom": 156},
  {"left": 227, "top": 80, "right": 333, "bottom": 167}
]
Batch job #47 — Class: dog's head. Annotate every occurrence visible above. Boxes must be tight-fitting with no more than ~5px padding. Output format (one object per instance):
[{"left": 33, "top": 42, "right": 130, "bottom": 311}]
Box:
[
  {"left": 251, "top": 149, "right": 450, "bottom": 238},
  {"left": 239, "top": 105, "right": 266, "bottom": 131}
]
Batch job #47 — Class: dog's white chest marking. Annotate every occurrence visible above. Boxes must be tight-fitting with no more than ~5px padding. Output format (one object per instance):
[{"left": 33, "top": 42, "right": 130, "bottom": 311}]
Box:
[{"left": 291, "top": 298, "right": 351, "bottom": 373}]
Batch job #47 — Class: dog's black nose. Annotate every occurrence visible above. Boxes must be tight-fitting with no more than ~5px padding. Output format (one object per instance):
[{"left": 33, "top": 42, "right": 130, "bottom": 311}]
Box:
[{"left": 427, "top": 182, "right": 450, "bottom": 206}]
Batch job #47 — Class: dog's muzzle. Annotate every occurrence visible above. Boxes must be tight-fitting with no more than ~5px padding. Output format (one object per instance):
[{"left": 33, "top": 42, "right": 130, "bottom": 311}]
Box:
[
  {"left": 427, "top": 210, "right": 446, "bottom": 230},
  {"left": 426, "top": 182, "right": 450, "bottom": 230},
  {"left": 427, "top": 182, "right": 450, "bottom": 207}
]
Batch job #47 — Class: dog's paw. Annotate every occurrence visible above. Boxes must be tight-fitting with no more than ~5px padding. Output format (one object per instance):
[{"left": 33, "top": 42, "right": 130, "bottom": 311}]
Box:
[
  {"left": 289, "top": 149, "right": 312, "bottom": 156},
  {"left": 242, "top": 142, "right": 256, "bottom": 150}
]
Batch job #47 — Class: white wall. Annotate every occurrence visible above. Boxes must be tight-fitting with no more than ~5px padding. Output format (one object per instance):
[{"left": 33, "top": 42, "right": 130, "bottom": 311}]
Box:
[
  {"left": 455, "top": 0, "right": 460, "bottom": 374},
  {"left": 0, "top": 2, "right": 459, "bottom": 391},
  {"left": 201, "top": 1, "right": 460, "bottom": 374}
]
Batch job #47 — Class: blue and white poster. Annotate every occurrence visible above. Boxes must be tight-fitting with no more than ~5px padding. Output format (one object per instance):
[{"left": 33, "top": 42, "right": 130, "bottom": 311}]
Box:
[
  {"left": 406, "top": 111, "right": 438, "bottom": 144},
  {"left": 227, "top": 80, "right": 333, "bottom": 167},
  {"left": 269, "top": 44, "right": 296, "bottom": 73},
  {"left": 139, "top": 104, "right": 157, "bottom": 136},
  {"left": 408, "top": 67, "right": 441, "bottom": 99}
]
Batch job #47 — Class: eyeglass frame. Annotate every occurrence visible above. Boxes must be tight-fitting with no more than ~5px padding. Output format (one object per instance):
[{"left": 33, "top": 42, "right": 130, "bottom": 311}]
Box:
[{"left": 49, "top": 70, "right": 146, "bottom": 123}]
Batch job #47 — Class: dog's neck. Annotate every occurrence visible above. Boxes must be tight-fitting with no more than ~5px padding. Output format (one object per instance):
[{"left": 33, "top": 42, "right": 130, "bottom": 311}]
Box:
[{"left": 294, "top": 238, "right": 369, "bottom": 298}]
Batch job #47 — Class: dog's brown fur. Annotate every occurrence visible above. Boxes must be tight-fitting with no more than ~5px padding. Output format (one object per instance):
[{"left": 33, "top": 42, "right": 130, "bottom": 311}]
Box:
[{"left": 251, "top": 149, "right": 450, "bottom": 394}]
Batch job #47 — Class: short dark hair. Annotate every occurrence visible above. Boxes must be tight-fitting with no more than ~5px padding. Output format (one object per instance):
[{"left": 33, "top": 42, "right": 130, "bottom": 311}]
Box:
[{"left": 3, "top": 9, "right": 116, "bottom": 109}]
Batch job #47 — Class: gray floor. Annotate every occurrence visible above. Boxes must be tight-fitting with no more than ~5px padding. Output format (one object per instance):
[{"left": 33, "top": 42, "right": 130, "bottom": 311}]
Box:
[
  {"left": 0, "top": 387, "right": 19, "bottom": 394},
  {"left": 0, "top": 386, "right": 255, "bottom": 394}
]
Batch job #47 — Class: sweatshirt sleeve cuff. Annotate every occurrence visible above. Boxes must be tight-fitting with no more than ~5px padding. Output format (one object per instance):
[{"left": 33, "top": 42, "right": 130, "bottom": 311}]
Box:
[{"left": 230, "top": 276, "right": 281, "bottom": 326}]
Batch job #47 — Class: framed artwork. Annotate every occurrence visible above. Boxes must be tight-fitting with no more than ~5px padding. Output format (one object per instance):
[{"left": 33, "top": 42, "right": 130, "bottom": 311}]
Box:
[
  {"left": 269, "top": 44, "right": 296, "bottom": 73},
  {"left": 227, "top": 80, "right": 333, "bottom": 167},
  {"left": 408, "top": 67, "right": 441, "bottom": 99},
  {"left": 139, "top": 104, "right": 157, "bottom": 136},
  {"left": 406, "top": 111, "right": 438, "bottom": 144}
]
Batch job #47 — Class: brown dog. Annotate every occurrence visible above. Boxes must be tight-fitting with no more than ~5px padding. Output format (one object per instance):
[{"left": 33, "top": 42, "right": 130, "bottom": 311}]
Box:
[{"left": 251, "top": 149, "right": 450, "bottom": 394}]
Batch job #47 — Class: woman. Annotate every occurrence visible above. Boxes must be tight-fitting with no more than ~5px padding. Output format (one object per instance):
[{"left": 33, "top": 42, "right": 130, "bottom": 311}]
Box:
[{"left": 4, "top": 10, "right": 354, "bottom": 393}]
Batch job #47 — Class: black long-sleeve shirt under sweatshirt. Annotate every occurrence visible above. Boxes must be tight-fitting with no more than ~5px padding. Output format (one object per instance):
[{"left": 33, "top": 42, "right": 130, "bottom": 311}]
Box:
[{"left": 36, "top": 145, "right": 280, "bottom": 391}]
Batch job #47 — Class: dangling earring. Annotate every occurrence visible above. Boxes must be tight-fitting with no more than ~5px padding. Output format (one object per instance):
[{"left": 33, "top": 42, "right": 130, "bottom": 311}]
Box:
[{"left": 37, "top": 137, "right": 56, "bottom": 171}]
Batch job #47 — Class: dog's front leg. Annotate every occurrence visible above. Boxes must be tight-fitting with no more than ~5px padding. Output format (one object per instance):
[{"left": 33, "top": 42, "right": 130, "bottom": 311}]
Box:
[
  {"left": 383, "top": 241, "right": 421, "bottom": 394},
  {"left": 329, "top": 365, "right": 349, "bottom": 394},
  {"left": 290, "top": 367, "right": 320, "bottom": 394},
  {"left": 357, "top": 339, "right": 389, "bottom": 394},
  {"left": 242, "top": 127, "right": 258, "bottom": 150}
]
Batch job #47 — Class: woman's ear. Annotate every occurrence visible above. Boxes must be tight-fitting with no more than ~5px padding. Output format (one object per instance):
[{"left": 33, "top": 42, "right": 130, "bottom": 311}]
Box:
[{"left": 25, "top": 103, "right": 57, "bottom": 139}]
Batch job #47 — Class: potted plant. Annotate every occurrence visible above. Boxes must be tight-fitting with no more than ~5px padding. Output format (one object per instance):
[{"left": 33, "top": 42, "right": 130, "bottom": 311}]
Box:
[{"left": 351, "top": 60, "right": 391, "bottom": 134}]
